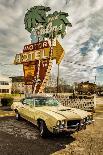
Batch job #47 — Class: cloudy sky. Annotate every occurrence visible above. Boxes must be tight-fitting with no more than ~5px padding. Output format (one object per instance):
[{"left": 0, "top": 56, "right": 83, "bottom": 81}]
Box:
[{"left": 0, "top": 0, "right": 103, "bottom": 84}]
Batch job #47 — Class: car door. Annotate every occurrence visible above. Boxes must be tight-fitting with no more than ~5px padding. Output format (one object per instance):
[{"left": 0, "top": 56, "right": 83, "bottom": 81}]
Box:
[
  {"left": 27, "top": 98, "right": 44, "bottom": 125},
  {"left": 26, "top": 98, "right": 36, "bottom": 124},
  {"left": 19, "top": 98, "right": 32, "bottom": 121}
]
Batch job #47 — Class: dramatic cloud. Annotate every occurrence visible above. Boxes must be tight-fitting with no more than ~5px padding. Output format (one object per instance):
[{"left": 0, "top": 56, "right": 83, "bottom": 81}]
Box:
[{"left": 0, "top": 0, "right": 103, "bottom": 84}]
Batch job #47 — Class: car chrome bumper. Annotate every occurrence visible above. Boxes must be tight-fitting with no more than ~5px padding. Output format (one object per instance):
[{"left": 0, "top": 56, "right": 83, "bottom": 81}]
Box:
[
  {"left": 53, "top": 120, "right": 94, "bottom": 134},
  {"left": 53, "top": 127, "right": 78, "bottom": 133},
  {"left": 86, "top": 119, "right": 95, "bottom": 125},
  {"left": 53, "top": 123, "right": 83, "bottom": 133}
]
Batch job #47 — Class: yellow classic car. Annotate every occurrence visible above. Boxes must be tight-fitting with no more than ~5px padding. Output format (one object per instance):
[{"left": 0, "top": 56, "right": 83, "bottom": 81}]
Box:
[{"left": 11, "top": 95, "right": 94, "bottom": 137}]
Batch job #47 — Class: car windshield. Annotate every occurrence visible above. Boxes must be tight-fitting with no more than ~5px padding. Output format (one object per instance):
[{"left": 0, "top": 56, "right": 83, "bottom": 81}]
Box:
[{"left": 34, "top": 97, "right": 60, "bottom": 107}]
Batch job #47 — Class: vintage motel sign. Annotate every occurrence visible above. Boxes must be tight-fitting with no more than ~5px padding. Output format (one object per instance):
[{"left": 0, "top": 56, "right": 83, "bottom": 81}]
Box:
[
  {"left": 14, "top": 40, "right": 64, "bottom": 65},
  {"left": 14, "top": 6, "right": 72, "bottom": 93}
]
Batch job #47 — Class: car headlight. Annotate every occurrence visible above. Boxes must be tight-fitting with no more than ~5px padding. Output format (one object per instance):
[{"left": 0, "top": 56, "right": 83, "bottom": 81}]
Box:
[
  {"left": 56, "top": 120, "right": 61, "bottom": 126},
  {"left": 56, "top": 120, "right": 66, "bottom": 127},
  {"left": 61, "top": 120, "right": 66, "bottom": 126}
]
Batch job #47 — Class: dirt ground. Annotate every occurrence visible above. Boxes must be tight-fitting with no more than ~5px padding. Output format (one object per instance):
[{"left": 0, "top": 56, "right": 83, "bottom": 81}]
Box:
[{"left": 0, "top": 97, "right": 103, "bottom": 155}]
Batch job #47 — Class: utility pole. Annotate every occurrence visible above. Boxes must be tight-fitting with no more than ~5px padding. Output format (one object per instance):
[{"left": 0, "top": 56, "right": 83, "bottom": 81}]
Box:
[
  {"left": 57, "top": 64, "right": 59, "bottom": 93},
  {"left": 95, "top": 75, "right": 96, "bottom": 84}
]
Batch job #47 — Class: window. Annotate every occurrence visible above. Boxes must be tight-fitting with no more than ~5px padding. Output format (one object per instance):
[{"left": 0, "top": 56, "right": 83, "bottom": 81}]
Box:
[
  {"left": 2, "top": 89, "right": 6, "bottom": 93},
  {"left": 34, "top": 97, "right": 60, "bottom": 107},
  {"left": 35, "top": 99, "right": 46, "bottom": 107},
  {"left": 0, "top": 81, "right": 9, "bottom": 85},
  {"left": 0, "top": 89, "right": 9, "bottom": 93},
  {"left": 23, "top": 98, "right": 34, "bottom": 106}
]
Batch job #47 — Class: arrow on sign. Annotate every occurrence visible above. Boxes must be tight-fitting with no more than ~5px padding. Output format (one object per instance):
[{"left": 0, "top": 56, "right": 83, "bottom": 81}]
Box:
[{"left": 53, "top": 40, "right": 64, "bottom": 64}]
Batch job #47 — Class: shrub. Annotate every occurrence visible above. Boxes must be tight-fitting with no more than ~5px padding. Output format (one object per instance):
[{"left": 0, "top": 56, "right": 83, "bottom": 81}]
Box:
[{"left": 1, "top": 97, "right": 13, "bottom": 106}]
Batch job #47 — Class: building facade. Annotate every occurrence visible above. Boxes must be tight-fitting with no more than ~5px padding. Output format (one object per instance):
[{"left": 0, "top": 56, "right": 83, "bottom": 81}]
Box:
[
  {"left": 10, "top": 76, "right": 25, "bottom": 94},
  {"left": 0, "top": 75, "right": 12, "bottom": 94}
]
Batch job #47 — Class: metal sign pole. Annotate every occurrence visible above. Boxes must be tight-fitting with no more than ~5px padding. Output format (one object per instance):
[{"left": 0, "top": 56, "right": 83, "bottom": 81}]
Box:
[
  {"left": 33, "top": 36, "right": 41, "bottom": 94},
  {"left": 57, "top": 64, "right": 59, "bottom": 93}
]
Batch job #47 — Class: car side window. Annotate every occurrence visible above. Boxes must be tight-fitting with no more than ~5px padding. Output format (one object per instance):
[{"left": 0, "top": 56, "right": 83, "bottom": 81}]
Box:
[
  {"left": 22, "top": 98, "right": 34, "bottom": 106},
  {"left": 29, "top": 99, "right": 34, "bottom": 107},
  {"left": 35, "top": 99, "right": 46, "bottom": 107}
]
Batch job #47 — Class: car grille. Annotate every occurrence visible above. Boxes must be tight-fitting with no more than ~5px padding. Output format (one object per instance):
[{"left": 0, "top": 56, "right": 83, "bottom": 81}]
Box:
[{"left": 67, "top": 120, "right": 80, "bottom": 128}]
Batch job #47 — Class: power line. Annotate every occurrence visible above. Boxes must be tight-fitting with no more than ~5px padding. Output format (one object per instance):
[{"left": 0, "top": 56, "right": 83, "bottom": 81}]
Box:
[
  {"left": 0, "top": 63, "right": 14, "bottom": 66},
  {"left": 63, "top": 59, "right": 103, "bottom": 70}
]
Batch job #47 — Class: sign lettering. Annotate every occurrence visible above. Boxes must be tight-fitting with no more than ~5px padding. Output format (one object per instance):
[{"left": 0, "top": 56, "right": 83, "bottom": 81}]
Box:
[
  {"left": 35, "top": 23, "right": 63, "bottom": 37},
  {"left": 23, "top": 41, "right": 49, "bottom": 52},
  {"left": 14, "top": 49, "right": 50, "bottom": 64}
]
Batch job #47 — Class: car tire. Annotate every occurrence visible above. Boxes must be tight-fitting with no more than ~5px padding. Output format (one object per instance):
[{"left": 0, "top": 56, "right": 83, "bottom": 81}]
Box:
[{"left": 39, "top": 120, "right": 48, "bottom": 138}]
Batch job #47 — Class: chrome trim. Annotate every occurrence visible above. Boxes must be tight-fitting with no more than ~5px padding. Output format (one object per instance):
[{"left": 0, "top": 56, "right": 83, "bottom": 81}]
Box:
[{"left": 86, "top": 119, "right": 95, "bottom": 125}]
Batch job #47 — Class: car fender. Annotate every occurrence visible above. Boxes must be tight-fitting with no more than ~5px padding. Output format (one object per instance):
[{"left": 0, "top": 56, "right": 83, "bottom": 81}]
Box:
[{"left": 35, "top": 111, "right": 57, "bottom": 132}]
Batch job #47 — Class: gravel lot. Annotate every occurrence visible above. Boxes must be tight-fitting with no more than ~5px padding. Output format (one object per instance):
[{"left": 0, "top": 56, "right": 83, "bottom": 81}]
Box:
[{"left": 0, "top": 97, "right": 103, "bottom": 155}]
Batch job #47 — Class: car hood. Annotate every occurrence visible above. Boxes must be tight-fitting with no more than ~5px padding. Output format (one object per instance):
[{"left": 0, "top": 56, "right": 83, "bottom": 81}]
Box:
[{"left": 36, "top": 105, "right": 89, "bottom": 120}]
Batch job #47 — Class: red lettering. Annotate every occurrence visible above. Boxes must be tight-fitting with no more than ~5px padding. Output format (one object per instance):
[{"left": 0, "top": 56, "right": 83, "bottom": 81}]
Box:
[{"left": 23, "top": 41, "right": 49, "bottom": 52}]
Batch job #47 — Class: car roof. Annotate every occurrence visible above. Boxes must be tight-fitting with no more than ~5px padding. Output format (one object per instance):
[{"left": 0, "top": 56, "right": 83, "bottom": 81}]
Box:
[{"left": 26, "top": 95, "right": 52, "bottom": 99}]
